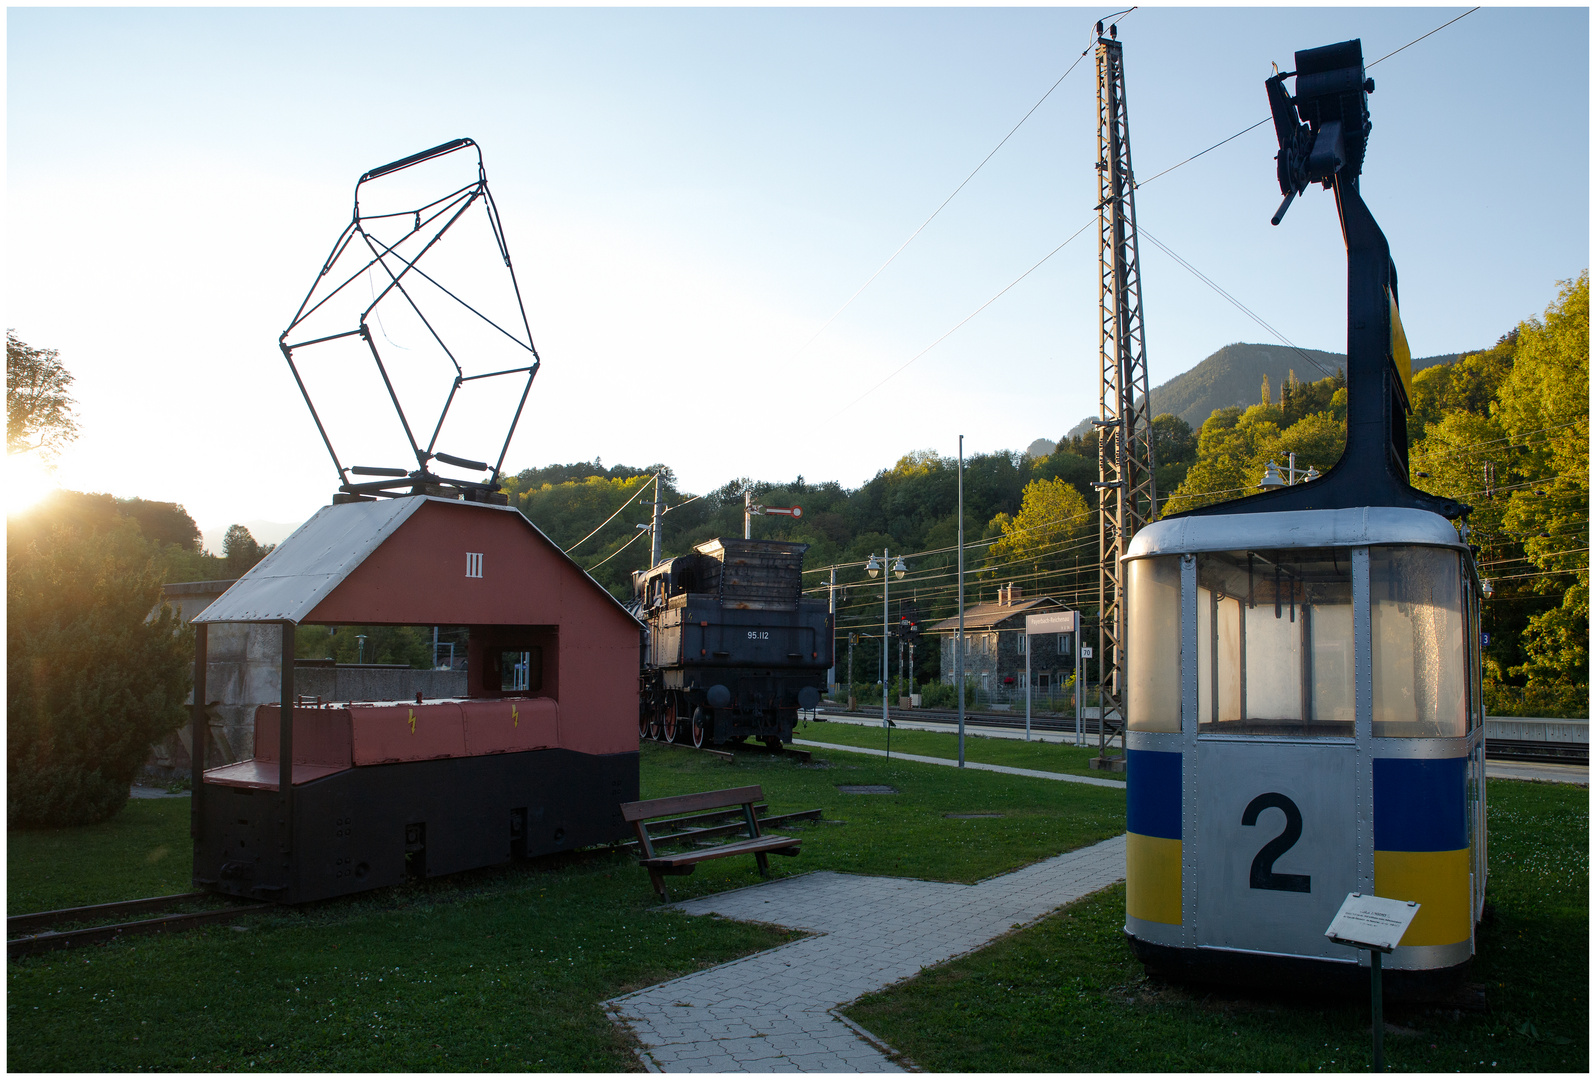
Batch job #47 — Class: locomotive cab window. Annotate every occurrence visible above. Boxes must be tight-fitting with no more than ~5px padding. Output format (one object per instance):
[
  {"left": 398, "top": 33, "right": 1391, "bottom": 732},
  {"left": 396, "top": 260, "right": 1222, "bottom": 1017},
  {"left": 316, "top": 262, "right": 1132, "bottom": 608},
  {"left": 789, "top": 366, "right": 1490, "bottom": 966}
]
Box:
[{"left": 1196, "top": 547, "right": 1354, "bottom": 737}]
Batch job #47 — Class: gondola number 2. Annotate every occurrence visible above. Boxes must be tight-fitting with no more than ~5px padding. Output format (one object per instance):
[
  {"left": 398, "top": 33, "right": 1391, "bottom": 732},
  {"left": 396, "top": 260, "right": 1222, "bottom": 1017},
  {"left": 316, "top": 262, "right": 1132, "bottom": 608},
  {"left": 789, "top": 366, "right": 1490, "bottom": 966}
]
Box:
[{"left": 1241, "top": 792, "right": 1311, "bottom": 893}]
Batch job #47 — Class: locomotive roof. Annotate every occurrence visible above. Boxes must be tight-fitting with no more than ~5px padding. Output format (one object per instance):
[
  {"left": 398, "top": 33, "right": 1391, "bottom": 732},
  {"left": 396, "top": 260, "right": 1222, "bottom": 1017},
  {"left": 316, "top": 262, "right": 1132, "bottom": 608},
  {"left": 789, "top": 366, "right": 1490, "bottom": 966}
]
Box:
[
  {"left": 693, "top": 537, "right": 810, "bottom": 558},
  {"left": 193, "top": 495, "right": 640, "bottom": 627},
  {"left": 1126, "top": 506, "right": 1466, "bottom": 559}
]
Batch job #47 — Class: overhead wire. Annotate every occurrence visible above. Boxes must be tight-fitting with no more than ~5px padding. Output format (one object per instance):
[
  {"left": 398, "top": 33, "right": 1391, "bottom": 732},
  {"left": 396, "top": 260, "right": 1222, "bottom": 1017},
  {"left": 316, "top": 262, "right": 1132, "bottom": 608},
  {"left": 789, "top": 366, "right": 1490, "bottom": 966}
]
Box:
[
  {"left": 1136, "top": 7, "right": 1481, "bottom": 191},
  {"left": 1139, "top": 227, "right": 1338, "bottom": 380},
  {"left": 824, "top": 219, "right": 1097, "bottom": 421},
  {"left": 786, "top": 8, "right": 1132, "bottom": 368},
  {"left": 562, "top": 470, "right": 659, "bottom": 553},
  {"left": 583, "top": 525, "right": 651, "bottom": 572}
]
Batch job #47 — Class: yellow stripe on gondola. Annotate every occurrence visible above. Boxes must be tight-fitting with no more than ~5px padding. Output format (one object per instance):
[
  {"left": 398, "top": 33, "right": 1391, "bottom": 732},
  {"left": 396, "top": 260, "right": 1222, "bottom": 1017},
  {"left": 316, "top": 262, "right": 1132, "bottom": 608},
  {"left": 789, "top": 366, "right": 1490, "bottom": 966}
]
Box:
[
  {"left": 1126, "top": 833, "right": 1183, "bottom": 925},
  {"left": 1388, "top": 287, "right": 1413, "bottom": 401},
  {"left": 1374, "top": 848, "right": 1471, "bottom": 946}
]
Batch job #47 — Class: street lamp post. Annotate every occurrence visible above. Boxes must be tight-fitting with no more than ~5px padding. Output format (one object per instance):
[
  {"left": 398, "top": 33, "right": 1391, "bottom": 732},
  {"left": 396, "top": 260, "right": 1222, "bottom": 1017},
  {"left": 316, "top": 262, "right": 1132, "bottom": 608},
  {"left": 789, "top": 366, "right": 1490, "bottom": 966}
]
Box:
[
  {"left": 864, "top": 550, "right": 907, "bottom": 730},
  {"left": 957, "top": 434, "right": 966, "bottom": 767},
  {"left": 1259, "top": 451, "right": 1321, "bottom": 489}
]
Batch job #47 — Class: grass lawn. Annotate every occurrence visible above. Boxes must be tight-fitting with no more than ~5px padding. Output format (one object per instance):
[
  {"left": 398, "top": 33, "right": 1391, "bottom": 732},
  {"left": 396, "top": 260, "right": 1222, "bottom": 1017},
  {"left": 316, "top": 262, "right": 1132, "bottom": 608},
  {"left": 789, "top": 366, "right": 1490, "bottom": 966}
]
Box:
[
  {"left": 795, "top": 715, "right": 1107, "bottom": 778},
  {"left": 844, "top": 777, "right": 1589, "bottom": 1072},
  {"left": 7, "top": 739, "right": 1123, "bottom": 1071},
  {"left": 8, "top": 797, "right": 196, "bottom": 915}
]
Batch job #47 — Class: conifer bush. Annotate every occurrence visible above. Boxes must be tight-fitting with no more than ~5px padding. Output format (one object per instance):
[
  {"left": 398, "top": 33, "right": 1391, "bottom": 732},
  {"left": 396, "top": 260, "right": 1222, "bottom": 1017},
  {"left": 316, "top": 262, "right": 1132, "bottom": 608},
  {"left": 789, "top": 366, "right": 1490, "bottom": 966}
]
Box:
[{"left": 7, "top": 520, "right": 193, "bottom": 826}]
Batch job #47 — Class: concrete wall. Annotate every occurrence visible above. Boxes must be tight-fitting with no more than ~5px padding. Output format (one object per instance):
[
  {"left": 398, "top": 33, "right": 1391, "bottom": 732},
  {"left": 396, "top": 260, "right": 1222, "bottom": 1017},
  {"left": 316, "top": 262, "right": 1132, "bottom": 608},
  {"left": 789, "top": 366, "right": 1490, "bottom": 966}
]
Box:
[{"left": 293, "top": 665, "right": 467, "bottom": 704}]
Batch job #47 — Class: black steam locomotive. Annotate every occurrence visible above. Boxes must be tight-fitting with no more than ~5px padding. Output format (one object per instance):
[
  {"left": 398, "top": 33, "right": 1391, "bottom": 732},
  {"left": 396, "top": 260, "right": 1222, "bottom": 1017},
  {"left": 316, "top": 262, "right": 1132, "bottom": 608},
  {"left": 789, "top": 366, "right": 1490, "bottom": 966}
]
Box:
[{"left": 633, "top": 537, "right": 832, "bottom": 748}]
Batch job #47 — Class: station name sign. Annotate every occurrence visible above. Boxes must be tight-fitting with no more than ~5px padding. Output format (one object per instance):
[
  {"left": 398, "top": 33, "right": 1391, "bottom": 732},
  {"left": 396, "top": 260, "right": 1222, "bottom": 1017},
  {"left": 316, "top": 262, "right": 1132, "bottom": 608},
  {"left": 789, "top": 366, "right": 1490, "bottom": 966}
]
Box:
[{"left": 1025, "top": 610, "right": 1076, "bottom": 635}]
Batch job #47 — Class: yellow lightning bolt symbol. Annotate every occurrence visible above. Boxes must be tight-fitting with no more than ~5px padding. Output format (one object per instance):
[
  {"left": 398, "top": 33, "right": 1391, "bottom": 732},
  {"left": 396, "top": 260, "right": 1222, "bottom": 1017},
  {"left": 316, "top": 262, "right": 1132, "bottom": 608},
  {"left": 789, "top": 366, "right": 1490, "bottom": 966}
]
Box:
[
  {"left": 408, "top": 708, "right": 417, "bottom": 734},
  {"left": 512, "top": 704, "right": 519, "bottom": 728}
]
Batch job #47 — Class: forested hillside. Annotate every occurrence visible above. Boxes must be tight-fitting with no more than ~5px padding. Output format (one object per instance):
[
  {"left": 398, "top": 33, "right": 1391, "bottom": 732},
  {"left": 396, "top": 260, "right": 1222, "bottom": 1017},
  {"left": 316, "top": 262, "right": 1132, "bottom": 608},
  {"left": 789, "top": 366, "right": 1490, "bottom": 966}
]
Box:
[
  {"left": 504, "top": 414, "right": 1203, "bottom": 689},
  {"left": 1161, "top": 273, "right": 1588, "bottom": 713}
]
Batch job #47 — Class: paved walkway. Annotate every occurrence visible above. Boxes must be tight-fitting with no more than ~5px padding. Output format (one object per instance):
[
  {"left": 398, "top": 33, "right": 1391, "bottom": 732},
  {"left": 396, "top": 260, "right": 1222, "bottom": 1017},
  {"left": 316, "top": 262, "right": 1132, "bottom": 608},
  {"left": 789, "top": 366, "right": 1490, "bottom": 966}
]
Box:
[
  {"left": 791, "top": 738, "right": 1125, "bottom": 789},
  {"left": 606, "top": 835, "right": 1127, "bottom": 1072},
  {"left": 812, "top": 710, "right": 1088, "bottom": 746},
  {"left": 1485, "top": 759, "right": 1589, "bottom": 785}
]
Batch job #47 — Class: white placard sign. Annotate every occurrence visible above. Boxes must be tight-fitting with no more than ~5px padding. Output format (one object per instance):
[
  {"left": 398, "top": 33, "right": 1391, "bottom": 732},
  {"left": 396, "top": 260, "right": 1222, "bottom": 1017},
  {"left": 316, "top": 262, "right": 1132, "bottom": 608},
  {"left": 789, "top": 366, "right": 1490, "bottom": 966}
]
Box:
[
  {"left": 1025, "top": 610, "right": 1075, "bottom": 635},
  {"left": 1325, "top": 893, "right": 1420, "bottom": 953},
  {"left": 1080, "top": 646, "right": 1093, "bottom": 659}
]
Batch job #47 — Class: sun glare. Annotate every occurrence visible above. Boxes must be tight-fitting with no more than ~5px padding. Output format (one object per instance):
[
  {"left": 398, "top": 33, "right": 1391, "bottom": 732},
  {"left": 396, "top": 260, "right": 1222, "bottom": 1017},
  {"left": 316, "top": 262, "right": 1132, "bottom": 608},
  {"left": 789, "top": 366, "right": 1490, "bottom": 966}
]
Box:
[{"left": 6, "top": 453, "right": 59, "bottom": 517}]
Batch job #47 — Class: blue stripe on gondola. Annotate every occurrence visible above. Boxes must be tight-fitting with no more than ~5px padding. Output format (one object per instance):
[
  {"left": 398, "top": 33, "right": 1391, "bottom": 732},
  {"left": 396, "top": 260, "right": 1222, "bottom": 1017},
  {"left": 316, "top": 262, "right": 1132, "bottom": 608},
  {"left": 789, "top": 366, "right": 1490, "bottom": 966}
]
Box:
[
  {"left": 1127, "top": 749, "right": 1182, "bottom": 841},
  {"left": 1372, "top": 756, "right": 1468, "bottom": 852}
]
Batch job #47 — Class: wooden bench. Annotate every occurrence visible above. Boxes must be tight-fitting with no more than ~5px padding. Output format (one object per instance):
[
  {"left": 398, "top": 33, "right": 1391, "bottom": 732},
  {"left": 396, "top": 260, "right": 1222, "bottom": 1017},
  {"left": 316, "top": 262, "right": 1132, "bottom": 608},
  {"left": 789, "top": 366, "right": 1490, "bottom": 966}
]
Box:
[{"left": 620, "top": 785, "right": 802, "bottom": 901}]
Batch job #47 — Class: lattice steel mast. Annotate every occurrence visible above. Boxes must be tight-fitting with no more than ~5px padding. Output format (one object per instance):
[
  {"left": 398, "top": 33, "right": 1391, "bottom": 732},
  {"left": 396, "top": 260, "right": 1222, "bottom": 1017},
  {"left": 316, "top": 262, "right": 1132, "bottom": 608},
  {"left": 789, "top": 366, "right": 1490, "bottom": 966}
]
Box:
[{"left": 1093, "top": 23, "right": 1157, "bottom": 767}]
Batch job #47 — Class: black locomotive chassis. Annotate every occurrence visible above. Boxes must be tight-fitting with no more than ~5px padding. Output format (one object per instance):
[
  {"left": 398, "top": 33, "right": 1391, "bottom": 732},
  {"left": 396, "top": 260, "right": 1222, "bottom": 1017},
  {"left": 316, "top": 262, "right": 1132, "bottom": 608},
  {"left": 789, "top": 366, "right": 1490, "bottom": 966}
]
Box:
[
  {"left": 641, "top": 592, "right": 831, "bottom": 744},
  {"left": 194, "top": 748, "right": 639, "bottom": 906},
  {"left": 645, "top": 668, "right": 822, "bottom": 744}
]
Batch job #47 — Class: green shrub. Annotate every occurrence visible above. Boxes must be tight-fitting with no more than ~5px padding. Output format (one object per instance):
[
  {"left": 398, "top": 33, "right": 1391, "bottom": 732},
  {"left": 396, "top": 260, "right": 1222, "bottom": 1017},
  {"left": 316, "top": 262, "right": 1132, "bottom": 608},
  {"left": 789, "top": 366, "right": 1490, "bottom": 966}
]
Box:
[
  {"left": 1484, "top": 680, "right": 1590, "bottom": 719},
  {"left": 7, "top": 519, "right": 193, "bottom": 826}
]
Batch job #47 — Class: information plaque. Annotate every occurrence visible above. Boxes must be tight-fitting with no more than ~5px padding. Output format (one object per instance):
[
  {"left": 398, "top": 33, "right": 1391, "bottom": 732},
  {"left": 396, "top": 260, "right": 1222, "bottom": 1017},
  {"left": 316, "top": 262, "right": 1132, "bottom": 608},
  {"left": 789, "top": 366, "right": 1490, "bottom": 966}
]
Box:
[{"left": 1324, "top": 892, "right": 1420, "bottom": 954}]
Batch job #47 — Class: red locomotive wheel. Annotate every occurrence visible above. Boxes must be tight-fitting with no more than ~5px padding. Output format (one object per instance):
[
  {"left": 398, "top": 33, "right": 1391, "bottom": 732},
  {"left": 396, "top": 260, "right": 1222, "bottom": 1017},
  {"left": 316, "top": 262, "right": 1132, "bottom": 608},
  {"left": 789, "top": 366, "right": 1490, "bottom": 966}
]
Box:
[
  {"left": 647, "top": 712, "right": 662, "bottom": 741},
  {"left": 662, "top": 699, "right": 679, "bottom": 743},
  {"left": 691, "top": 711, "right": 706, "bottom": 748},
  {"left": 640, "top": 708, "right": 651, "bottom": 740}
]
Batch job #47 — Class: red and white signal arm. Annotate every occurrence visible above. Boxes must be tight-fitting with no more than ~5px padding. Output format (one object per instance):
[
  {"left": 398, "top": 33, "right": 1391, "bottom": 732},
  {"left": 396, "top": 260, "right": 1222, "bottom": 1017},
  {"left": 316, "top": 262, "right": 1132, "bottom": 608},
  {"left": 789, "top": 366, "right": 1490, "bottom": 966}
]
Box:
[{"left": 765, "top": 506, "right": 803, "bottom": 519}]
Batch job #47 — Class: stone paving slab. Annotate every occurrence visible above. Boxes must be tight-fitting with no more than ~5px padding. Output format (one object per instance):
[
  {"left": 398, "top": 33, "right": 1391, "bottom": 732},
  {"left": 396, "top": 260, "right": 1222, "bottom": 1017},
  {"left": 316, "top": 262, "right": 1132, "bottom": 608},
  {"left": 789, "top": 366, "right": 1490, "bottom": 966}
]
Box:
[{"left": 607, "top": 834, "right": 1125, "bottom": 1072}]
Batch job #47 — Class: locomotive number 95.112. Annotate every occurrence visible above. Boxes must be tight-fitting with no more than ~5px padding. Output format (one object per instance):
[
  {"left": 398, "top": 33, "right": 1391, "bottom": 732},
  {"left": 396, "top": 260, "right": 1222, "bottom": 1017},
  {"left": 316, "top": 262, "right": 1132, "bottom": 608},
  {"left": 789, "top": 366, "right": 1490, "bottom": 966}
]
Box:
[{"left": 746, "top": 631, "right": 769, "bottom": 640}]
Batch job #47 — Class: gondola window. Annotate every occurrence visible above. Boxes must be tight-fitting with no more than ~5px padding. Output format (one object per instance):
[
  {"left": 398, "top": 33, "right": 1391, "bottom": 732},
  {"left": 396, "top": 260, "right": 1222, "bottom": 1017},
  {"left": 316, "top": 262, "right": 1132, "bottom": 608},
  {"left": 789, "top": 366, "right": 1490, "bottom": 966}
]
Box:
[{"left": 1195, "top": 548, "right": 1355, "bottom": 736}]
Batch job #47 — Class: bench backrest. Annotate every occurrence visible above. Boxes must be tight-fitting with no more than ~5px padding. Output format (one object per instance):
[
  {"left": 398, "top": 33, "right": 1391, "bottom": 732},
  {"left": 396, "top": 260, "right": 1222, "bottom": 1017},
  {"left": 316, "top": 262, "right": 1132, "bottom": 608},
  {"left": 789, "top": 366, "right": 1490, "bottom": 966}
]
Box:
[{"left": 620, "top": 785, "right": 764, "bottom": 823}]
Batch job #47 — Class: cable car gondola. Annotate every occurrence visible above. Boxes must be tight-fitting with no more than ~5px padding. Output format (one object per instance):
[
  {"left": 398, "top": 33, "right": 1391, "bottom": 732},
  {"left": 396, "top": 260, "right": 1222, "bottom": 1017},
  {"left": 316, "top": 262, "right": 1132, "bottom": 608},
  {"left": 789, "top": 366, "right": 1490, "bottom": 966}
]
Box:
[{"left": 1122, "top": 40, "right": 1487, "bottom": 997}]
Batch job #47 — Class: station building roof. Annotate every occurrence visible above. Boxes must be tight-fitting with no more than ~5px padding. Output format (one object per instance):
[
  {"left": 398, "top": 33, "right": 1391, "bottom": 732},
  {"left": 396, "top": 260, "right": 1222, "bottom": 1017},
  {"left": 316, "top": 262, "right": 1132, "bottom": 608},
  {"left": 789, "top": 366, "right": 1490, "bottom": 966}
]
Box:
[{"left": 924, "top": 595, "right": 1064, "bottom": 633}]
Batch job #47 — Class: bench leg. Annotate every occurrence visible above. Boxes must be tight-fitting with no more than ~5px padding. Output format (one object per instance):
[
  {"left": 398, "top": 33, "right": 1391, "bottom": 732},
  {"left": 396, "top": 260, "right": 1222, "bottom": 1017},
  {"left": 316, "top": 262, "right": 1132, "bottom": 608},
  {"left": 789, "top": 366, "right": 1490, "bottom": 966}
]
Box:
[
  {"left": 648, "top": 869, "right": 670, "bottom": 903},
  {"left": 755, "top": 851, "right": 771, "bottom": 876}
]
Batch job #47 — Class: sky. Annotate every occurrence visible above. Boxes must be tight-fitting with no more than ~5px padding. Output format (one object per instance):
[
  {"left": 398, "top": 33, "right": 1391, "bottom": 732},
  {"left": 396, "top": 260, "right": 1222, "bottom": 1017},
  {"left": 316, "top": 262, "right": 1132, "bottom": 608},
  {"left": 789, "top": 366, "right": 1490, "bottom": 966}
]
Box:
[{"left": 7, "top": 5, "right": 1589, "bottom": 545}]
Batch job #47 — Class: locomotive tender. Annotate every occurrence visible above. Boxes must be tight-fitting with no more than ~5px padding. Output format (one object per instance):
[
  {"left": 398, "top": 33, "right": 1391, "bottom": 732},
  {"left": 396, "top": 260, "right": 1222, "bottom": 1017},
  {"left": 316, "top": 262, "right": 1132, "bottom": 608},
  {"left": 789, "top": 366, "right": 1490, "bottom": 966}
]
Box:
[{"left": 634, "top": 538, "right": 832, "bottom": 748}]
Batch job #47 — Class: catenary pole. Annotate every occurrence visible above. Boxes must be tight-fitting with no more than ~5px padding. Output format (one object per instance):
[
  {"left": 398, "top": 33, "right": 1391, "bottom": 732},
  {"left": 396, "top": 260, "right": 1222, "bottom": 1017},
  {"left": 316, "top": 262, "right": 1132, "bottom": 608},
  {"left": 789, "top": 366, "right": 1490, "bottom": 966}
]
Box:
[
  {"left": 957, "top": 435, "right": 966, "bottom": 767},
  {"left": 651, "top": 474, "right": 663, "bottom": 566}
]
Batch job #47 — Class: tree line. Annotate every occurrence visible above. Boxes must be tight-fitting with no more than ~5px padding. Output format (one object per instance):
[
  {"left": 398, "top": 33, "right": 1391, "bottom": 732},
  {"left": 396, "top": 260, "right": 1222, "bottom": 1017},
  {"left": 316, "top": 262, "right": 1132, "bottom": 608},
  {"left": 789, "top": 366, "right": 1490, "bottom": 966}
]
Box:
[{"left": 6, "top": 273, "right": 1583, "bottom": 822}]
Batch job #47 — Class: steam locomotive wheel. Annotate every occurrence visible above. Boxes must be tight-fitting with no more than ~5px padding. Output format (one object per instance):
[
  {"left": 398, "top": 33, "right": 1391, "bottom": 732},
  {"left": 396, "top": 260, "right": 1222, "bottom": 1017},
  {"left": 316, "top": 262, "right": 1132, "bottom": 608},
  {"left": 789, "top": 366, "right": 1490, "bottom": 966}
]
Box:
[
  {"left": 691, "top": 710, "right": 706, "bottom": 748},
  {"left": 662, "top": 699, "right": 679, "bottom": 743},
  {"left": 647, "top": 711, "right": 662, "bottom": 741},
  {"left": 639, "top": 708, "right": 651, "bottom": 740}
]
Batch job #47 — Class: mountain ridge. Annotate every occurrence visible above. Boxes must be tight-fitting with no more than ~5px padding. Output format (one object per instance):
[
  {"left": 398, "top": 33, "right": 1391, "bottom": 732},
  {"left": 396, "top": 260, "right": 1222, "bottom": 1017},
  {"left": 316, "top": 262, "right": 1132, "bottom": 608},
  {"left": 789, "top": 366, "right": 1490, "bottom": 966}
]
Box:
[{"left": 1065, "top": 341, "right": 1463, "bottom": 437}]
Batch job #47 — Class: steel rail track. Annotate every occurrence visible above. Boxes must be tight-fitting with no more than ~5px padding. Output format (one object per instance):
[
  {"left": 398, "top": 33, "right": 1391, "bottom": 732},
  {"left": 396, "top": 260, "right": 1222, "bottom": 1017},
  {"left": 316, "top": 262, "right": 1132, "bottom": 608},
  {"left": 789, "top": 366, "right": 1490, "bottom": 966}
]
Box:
[
  {"left": 8, "top": 893, "right": 272, "bottom": 959},
  {"left": 813, "top": 708, "right": 1587, "bottom": 764}
]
